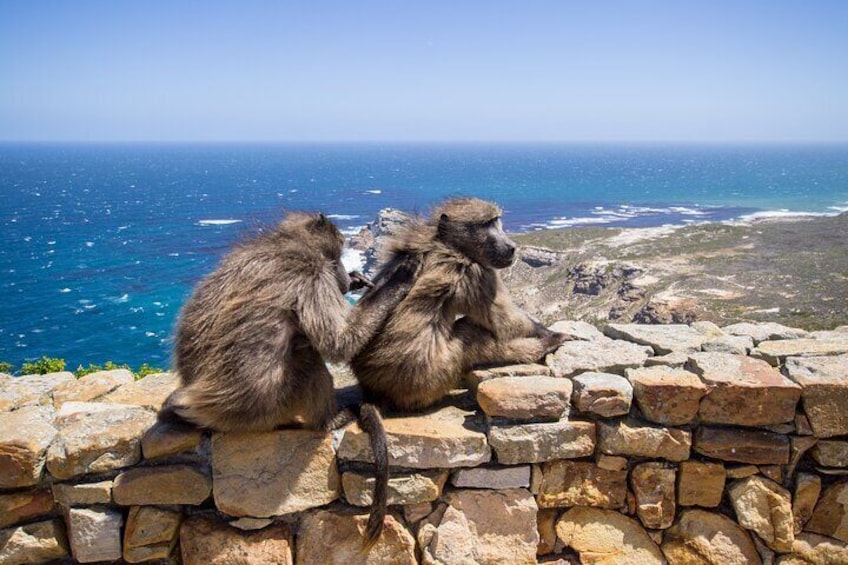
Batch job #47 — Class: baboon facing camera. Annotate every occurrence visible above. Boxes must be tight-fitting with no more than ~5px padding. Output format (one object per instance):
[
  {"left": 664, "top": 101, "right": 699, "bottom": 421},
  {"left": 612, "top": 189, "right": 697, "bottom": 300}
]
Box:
[{"left": 159, "top": 211, "right": 412, "bottom": 433}]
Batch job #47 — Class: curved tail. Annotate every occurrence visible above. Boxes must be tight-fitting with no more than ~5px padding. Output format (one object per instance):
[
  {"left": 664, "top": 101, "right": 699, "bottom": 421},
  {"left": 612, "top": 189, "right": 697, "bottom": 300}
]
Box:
[{"left": 357, "top": 402, "right": 388, "bottom": 552}]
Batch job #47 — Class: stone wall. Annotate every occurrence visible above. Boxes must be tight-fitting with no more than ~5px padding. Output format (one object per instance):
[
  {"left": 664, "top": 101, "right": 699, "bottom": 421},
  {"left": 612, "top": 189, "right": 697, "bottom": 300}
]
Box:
[{"left": 2, "top": 321, "right": 848, "bottom": 564}]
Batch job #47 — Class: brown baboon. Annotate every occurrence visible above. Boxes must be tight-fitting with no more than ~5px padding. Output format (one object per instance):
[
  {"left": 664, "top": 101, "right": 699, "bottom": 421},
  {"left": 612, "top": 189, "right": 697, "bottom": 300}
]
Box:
[
  {"left": 158, "top": 211, "right": 413, "bottom": 433},
  {"left": 351, "top": 197, "right": 567, "bottom": 548}
]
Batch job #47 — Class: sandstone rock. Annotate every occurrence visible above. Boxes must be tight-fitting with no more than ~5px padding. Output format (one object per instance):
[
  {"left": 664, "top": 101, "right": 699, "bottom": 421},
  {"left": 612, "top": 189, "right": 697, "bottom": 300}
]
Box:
[
  {"left": 687, "top": 352, "right": 801, "bottom": 426},
  {"left": 52, "top": 369, "right": 134, "bottom": 408},
  {"left": 343, "top": 470, "right": 447, "bottom": 506},
  {"left": 694, "top": 426, "right": 790, "bottom": 465},
  {"left": 0, "top": 489, "right": 55, "bottom": 529},
  {"left": 701, "top": 334, "right": 754, "bottom": 355},
  {"left": 549, "top": 320, "right": 608, "bottom": 342},
  {"left": 212, "top": 429, "right": 339, "bottom": 516},
  {"left": 0, "top": 519, "right": 70, "bottom": 564},
  {"left": 181, "top": 514, "right": 294, "bottom": 565},
  {"left": 728, "top": 475, "right": 794, "bottom": 552},
  {"left": 605, "top": 322, "right": 721, "bottom": 354},
  {"left": 45, "top": 402, "right": 156, "bottom": 480},
  {"left": 777, "top": 532, "right": 848, "bottom": 565},
  {"left": 677, "top": 460, "right": 725, "bottom": 507},
  {"left": 0, "top": 406, "right": 57, "bottom": 488},
  {"left": 723, "top": 322, "right": 809, "bottom": 344},
  {"left": 537, "top": 508, "right": 559, "bottom": 555},
  {"left": 631, "top": 462, "right": 676, "bottom": 529},
  {"left": 488, "top": 419, "right": 595, "bottom": 464},
  {"left": 0, "top": 372, "right": 74, "bottom": 411},
  {"left": 752, "top": 336, "right": 848, "bottom": 366},
  {"left": 596, "top": 454, "right": 628, "bottom": 471},
  {"left": 67, "top": 507, "right": 123, "bottom": 563},
  {"left": 141, "top": 421, "right": 203, "bottom": 459},
  {"left": 726, "top": 464, "right": 761, "bottom": 479},
  {"left": 597, "top": 418, "right": 691, "bottom": 462},
  {"left": 555, "top": 506, "right": 665, "bottom": 565},
  {"left": 784, "top": 355, "right": 848, "bottom": 437},
  {"left": 626, "top": 365, "right": 706, "bottom": 425},
  {"left": 228, "top": 517, "right": 274, "bottom": 531},
  {"left": 466, "top": 364, "right": 551, "bottom": 392},
  {"left": 422, "top": 489, "right": 539, "bottom": 565},
  {"left": 113, "top": 464, "right": 211, "bottom": 505},
  {"left": 451, "top": 465, "right": 531, "bottom": 489},
  {"left": 403, "top": 503, "right": 433, "bottom": 526},
  {"left": 477, "top": 375, "right": 572, "bottom": 420},
  {"left": 806, "top": 479, "right": 848, "bottom": 542},
  {"left": 123, "top": 506, "right": 181, "bottom": 563},
  {"left": 662, "top": 508, "right": 761, "bottom": 565},
  {"left": 645, "top": 350, "right": 691, "bottom": 368},
  {"left": 811, "top": 440, "right": 848, "bottom": 467},
  {"left": 297, "top": 508, "right": 415, "bottom": 565},
  {"left": 546, "top": 337, "right": 652, "bottom": 378},
  {"left": 571, "top": 372, "right": 632, "bottom": 417},
  {"left": 788, "top": 436, "right": 818, "bottom": 480},
  {"left": 100, "top": 371, "right": 179, "bottom": 409},
  {"left": 793, "top": 473, "right": 821, "bottom": 534},
  {"left": 52, "top": 480, "right": 112, "bottom": 506},
  {"left": 338, "top": 405, "right": 491, "bottom": 468},
  {"left": 536, "top": 460, "right": 627, "bottom": 509}
]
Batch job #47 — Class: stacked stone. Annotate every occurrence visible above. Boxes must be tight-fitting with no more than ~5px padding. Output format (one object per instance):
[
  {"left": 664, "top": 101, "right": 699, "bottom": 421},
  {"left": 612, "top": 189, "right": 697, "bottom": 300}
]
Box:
[{"left": 1, "top": 321, "right": 848, "bottom": 564}]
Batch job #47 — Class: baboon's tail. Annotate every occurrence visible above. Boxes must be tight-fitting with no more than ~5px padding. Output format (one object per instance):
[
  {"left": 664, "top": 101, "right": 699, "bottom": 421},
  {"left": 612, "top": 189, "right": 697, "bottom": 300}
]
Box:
[{"left": 357, "top": 402, "right": 388, "bottom": 552}]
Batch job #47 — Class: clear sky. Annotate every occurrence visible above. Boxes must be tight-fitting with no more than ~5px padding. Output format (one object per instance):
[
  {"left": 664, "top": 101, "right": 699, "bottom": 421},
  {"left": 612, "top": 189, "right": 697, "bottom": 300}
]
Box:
[{"left": 1, "top": 1, "right": 847, "bottom": 143}]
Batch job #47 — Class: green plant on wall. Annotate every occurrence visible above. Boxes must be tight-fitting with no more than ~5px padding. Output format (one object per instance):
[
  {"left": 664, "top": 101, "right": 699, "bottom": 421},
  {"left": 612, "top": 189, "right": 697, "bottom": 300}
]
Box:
[
  {"left": 0, "top": 361, "right": 14, "bottom": 374},
  {"left": 75, "top": 361, "right": 131, "bottom": 378},
  {"left": 20, "top": 356, "right": 66, "bottom": 375}
]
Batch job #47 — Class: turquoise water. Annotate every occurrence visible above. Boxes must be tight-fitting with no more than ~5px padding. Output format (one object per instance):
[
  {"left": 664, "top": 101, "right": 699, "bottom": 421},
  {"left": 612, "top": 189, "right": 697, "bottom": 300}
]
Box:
[{"left": 1, "top": 143, "right": 846, "bottom": 369}]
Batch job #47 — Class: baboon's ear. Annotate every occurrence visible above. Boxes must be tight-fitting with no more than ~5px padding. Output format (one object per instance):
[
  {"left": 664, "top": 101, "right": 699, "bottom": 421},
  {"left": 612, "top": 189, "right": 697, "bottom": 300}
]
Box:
[{"left": 437, "top": 213, "right": 450, "bottom": 239}]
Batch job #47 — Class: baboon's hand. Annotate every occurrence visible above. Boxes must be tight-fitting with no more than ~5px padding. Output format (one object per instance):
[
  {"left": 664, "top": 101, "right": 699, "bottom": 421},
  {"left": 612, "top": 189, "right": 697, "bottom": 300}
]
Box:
[
  {"left": 348, "top": 271, "right": 375, "bottom": 291},
  {"left": 540, "top": 332, "right": 569, "bottom": 356}
]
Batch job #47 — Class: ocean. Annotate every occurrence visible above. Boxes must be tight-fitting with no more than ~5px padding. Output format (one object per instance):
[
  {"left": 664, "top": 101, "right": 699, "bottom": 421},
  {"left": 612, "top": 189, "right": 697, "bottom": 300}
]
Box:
[{"left": 1, "top": 143, "right": 847, "bottom": 371}]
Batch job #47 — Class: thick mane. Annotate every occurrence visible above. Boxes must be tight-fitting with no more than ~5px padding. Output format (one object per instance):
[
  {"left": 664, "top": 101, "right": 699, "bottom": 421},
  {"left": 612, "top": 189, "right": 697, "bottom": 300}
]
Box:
[{"left": 432, "top": 197, "right": 501, "bottom": 224}]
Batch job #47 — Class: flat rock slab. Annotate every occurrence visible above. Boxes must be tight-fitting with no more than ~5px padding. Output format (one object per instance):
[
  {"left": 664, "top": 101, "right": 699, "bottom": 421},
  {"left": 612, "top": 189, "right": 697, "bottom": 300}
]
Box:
[
  {"left": 811, "top": 440, "right": 848, "bottom": 467},
  {"left": 52, "top": 480, "right": 112, "bottom": 506},
  {"left": 0, "top": 519, "right": 70, "bottom": 564},
  {"left": 141, "top": 421, "right": 203, "bottom": 459},
  {"left": 752, "top": 335, "right": 848, "bottom": 365},
  {"left": 626, "top": 365, "right": 707, "bottom": 425},
  {"left": 52, "top": 369, "right": 134, "bottom": 408},
  {"left": 597, "top": 419, "right": 691, "bottom": 462},
  {"left": 805, "top": 479, "right": 848, "bottom": 543},
  {"left": 297, "top": 508, "right": 416, "bottom": 565},
  {"left": 571, "top": 372, "right": 632, "bottom": 417},
  {"left": 549, "top": 320, "right": 608, "bottom": 342},
  {"left": 728, "top": 476, "right": 794, "bottom": 553},
  {"left": 701, "top": 334, "right": 754, "bottom": 354},
  {"left": 662, "top": 509, "right": 762, "bottom": 565},
  {"left": 123, "top": 505, "right": 182, "bottom": 563},
  {"left": 67, "top": 507, "right": 123, "bottom": 564},
  {"left": 114, "top": 464, "right": 211, "bottom": 506},
  {"left": 0, "top": 489, "right": 55, "bottom": 529},
  {"left": 545, "top": 338, "right": 652, "bottom": 378},
  {"left": 783, "top": 533, "right": 848, "bottom": 565},
  {"left": 477, "top": 376, "right": 572, "bottom": 420},
  {"left": 0, "top": 406, "right": 57, "bottom": 488},
  {"left": 694, "top": 426, "right": 790, "bottom": 465},
  {"left": 45, "top": 402, "right": 155, "bottom": 480},
  {"left": 723, "top": 322, "right": 809, "bottom": 344},
  {"left": 100, "top": 372, "right": 179, "bottom": 410},
  {"left": 342, "top": 470, "right": 447, "bottom": 506},
  {"left": 784, "top": 354, "right": 848, "bottom": 437},
  {"left": 604, "top": 322, "right": 721, "bottom": 354},
  {"left": 0, "top": 372, "right": 74, "bottom": 412},
  {"left": 687, "top": 352, "right": 801, "bottom": 426},
  {"left": 631, "top": 462, "right": 676, "bottom": 529},
  {"left": 338, "top": 405, "right": 491, "bottom": 469},
  {"left": 555, "top": 507, "right": 665, "bottom": 565},
  {"left": 677, "top": 460, "right": 726, "bottom": 508},
  {"left": 212, "top": 430, "right": 339, "bottom": 517},
  {"left": 536, "top": 460, "right": 627, "bottom": 509},
  {"left": 181, "top": 515, "right": 294, "bottom": 565},
  {"left": 451, "top": 465, "right": 531, "bottom": 489},
  {"left": 792, "top": 473, "right": 821, "bottom": 535},
  {"left": 488, "top": 419, "right": 595, "bottom": 464}
]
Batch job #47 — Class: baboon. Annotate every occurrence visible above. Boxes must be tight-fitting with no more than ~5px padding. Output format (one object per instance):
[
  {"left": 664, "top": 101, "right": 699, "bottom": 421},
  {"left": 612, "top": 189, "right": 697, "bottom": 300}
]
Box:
[
  {"left": 351, "top": 197, "right": 567, "bottom": 547},
  {"left": 158, "top": 211, "right": 413, "bottom": 433}
]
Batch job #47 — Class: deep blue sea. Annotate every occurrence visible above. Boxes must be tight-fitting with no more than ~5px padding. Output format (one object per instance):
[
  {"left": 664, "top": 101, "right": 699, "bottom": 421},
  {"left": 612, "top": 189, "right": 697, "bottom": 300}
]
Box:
[{"left": 2, "top": 143, "right": 847, "bottom": 371}]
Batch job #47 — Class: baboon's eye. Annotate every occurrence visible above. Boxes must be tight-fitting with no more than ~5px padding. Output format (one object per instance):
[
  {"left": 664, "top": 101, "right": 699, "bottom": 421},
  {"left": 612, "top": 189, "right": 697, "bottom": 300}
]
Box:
[{"left": 483, "top": 217, "right": 499, "bottom": 229}]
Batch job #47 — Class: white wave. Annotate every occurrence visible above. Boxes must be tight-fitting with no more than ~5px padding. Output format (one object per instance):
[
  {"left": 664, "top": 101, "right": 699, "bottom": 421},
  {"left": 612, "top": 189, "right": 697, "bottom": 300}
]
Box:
[
  {"left": 59, "top": 288, "right": 71, "bottom": 293},
  {"left": 545, "top": 216, "right": 618, "bottom": 228},
  {"left": 364, "top": 189, "right": 382, "bottom": 195},
  {"left": 85, "top": 241, "right": 95, "bottom": 247},
  {"left": 341, "top": 225, "right": 366, "bottom": 236},
  {"left": 109, "top": 294, "right": 129, "bottom": 304},
  {"left": 731, "top": 210, "right": 835, "bottom": 223},
  {"left": 342, "top": 247, "right": 365, "bottom": 273},
  {"left": 197, "top": 219, "right": 242, "bottom": 226},
  {"left": 668, "top": 206, "right": 707, "bottom": 216},
  {"left": 327, "top": 214, "right": 361, "bottom": 220}
]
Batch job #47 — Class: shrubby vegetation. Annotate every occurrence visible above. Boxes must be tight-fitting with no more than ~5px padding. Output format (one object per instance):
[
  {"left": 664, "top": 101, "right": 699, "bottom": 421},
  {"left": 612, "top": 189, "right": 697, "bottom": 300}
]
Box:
[{"left": 1, "top": 356, "right": 164, "bottom": 380}]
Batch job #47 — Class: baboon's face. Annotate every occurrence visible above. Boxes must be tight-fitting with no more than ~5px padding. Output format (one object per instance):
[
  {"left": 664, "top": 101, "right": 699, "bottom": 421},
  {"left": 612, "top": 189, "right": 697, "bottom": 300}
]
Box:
[{"left": 442, "top": 214, "right": 516, "bottom": 269}]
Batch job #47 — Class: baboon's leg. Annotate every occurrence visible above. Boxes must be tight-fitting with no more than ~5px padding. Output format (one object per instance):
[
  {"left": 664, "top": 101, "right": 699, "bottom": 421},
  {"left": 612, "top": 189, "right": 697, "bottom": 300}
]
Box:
[{"left": 454, "top": 317, "right": 557, "bottom": 369}]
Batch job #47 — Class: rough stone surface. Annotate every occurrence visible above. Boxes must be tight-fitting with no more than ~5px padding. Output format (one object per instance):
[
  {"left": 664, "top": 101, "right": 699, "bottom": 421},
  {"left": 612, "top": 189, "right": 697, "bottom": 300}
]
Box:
[
  {"left": 626, "top": 365, "right": 707, "bottom": 425},
  {"left": 52, "top": 481, "right": 112, "bottom": 506},
  {"left": 605, "top": 322, "right": 720, "bottom": 354},
  {"left": 549, "top": 320, "right": 608, "bottom": 342},
  {"left": 423, "top": 489, "right": 539, "bottom": 565},
  {"left": 677, "top": 460, "right": 725, "bottom": 507},
  {"left": 0, "top": 489, "right": 55, "bottom": 529},
  {"left": 488, "top": 419, "right": 595, "bottom": 464},
  {"left": 784, "top": 355, "right": 848, "bottom": 437},
  {"left": 0, "top": 406, "right": 57, "bottom": 488},
  {"left": 811, "top": 440, "right": 848, "bottom": 467},
  {"left": 123, "top": 505, "right": 181, "bottom": 563},
  {"left": 212, "top": 429, "right": 339, "bottom": 517},
  {"left": 597, "top": 418, "right": 691, "bottom": 462},
  {"left": 664, "top": 509, "right": 761, "bottom": 564},
  {"left": 338, "top": 405, "right": 491, "bottom": 468},
  {"left": 546, "top": 337, "right": 652, "bottom": 377},
  {"left": 728, "top": 475, "right": 795, "bottom": 552},
  {"left": 477, "top": 376, "right": 572, "bottom": 420},
  {"left": 141, "top": 421, "right": 203, "bottom": 459},
  {"left": 752, "top": 336, "right": 848, "bottom": 365},
  {"left": 0, "top": 519, "right": 70, "bottom": 564},
  {"left": 99, "top": 371, "right": 179, "bottom": 410},
  {"left": 792, "top": 473, "right": 821, "bottom": 534},
  {"left": 0, "top": 372, "right": 74, "bottom": 412},
  {"left": 688, "top": 352, "right": 801, "bottom": 426},
  {"left": 778, "top": 532, "right": 848, "bottom": 565},
  {"left": 51, "top": 369, "right": 134, "bottom": 408},
  {"left": 555, "top": 506, "right": 665, "bottom": 565},
  {"left": 805, "top": 479, "right": 848, "bottom": 542},
  {"left": 45, "top": 402, "right": 156, "bottom": 480},
  {"left": 631, "top": 462, "right": 676, "bottom": 529},
  {"left": 451, "top": 465, "right": 531, "bottom": 489},
  {"left": 465, "top": 364, "right": 551, "bottom": 392},
  {"left": 701, "top": 333, "right": 754, "bottom": 355},
  {"left": 694, "top": 426, "right": 791, "bottom": 465},
  {"left": 723, "top": 322, "right": 809, "bottom": 344},
  {"left": 297, "top": 508, "right": 416, "bottom": 565},
  {"left": 342, "top": 470, "right": 447, "bottom": 506},
  {"left": 113, "top": 464, "right": 211, "bottom": 505},
  {"left": 571, "top": 372, "right": 633, "bottom": 417},
  {"left": 181, "top": 514, "right": 294, "bottom": 565},
  {"left": 67, "top": 507, "right": 123, "bottom": 563},
  {"left": 536, "top": 460, "right": 627, "bottom": 509}
]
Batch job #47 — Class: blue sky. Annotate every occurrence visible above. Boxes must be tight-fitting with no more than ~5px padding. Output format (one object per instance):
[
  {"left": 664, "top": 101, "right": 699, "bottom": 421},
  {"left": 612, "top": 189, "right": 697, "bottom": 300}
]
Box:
[{"left": 1, "top": 1, "right": 847, "bottom": 142}]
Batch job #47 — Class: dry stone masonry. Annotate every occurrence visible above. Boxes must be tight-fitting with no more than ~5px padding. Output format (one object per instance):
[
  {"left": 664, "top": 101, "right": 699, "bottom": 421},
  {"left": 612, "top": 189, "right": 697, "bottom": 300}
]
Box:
[{"left": 2, "top": 321, "right": 848, "bottom": 564}]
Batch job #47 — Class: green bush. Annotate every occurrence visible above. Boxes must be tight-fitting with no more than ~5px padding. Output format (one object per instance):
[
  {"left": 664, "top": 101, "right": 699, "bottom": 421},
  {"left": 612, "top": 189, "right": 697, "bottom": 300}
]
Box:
[
  {"left": 75, "top": 361, "right": 130, "bottom": 378},
  {"left": 135, "top": 363, "right": 164, "bottom": 379},
  {"left": 21, "top": 356, "right": 66, "bottom": 375},
  {"left": 0, "top": 361, "right": 14, "bottom": 374}
]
